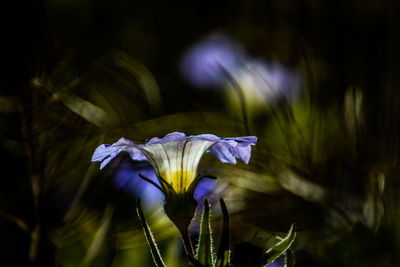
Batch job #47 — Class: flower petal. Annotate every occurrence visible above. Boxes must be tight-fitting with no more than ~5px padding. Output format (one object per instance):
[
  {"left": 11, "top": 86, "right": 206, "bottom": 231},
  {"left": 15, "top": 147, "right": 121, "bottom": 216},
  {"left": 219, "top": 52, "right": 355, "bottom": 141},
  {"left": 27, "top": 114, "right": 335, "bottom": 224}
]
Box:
[
  {"left": 207, "top": 140, "right": 238, "bottom": 164},
  {"left": 193, "top": 133, "right": 222, "bottom": 142},
  {"left": 140, "top": 136, "right": 215, "bottom": 192},
  {"left": 145, "top": 132, "right": 187, "bottom": 145},
  {"left": 207, "top": 136, "right": 257, "bottom": 164},
  {"left": 92, "top": 137, "right": 147, "bottom": 169},
  {"left": 91, "top": 132, "right": 257, "bottom": 195}
]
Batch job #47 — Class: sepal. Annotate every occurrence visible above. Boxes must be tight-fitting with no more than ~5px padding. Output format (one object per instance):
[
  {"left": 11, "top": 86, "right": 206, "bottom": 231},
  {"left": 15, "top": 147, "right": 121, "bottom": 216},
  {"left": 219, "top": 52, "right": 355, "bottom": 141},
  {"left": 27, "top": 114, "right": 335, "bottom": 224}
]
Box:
[
  {"left": 195, "top": 199, "right": 215, "bottom": 266},
  {"left": 136, "top": 199, "right": 166, "bottom": 267}
]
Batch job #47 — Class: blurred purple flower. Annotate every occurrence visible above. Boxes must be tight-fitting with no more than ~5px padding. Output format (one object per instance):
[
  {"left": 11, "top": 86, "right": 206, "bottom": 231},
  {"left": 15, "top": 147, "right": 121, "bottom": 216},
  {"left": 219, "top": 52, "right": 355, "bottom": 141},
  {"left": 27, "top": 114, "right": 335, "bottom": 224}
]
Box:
[
  {"left": 180, "top": 33, "right": 246, "bottom": 88},
  {"left": 92, "top": 132, "right": 257, "bottom": 196},
  {"left": 113, "top": 160, "right": 163, "bottom": 206},
  {"left": 180, "top": 33, "right": 302, "bottom": 105},
  {"left": 266, "top": 262, "right": 282, "bottom": 267},
  {"left": 193, "top": 177, "right": 220, "bottom": 204},
  {"left": 233, "top": 60, "right": 302, "bottom": 103}
]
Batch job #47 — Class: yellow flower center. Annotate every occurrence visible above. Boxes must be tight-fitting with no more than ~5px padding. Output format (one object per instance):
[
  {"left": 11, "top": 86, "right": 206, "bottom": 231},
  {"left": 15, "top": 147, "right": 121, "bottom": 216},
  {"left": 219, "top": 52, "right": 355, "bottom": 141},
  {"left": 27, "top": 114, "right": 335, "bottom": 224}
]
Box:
[{"left": 161, "top": 170, "right": 195, "bottom": 193}]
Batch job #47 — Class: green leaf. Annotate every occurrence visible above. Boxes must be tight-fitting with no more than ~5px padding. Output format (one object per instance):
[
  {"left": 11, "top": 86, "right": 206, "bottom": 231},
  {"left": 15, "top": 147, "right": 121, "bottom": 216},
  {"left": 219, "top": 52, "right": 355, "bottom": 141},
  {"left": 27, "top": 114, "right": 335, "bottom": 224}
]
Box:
[
  {"left": 215, "top": 199, "right": 231, "bottom": 267},
  {"left": 262, "top": 224, "right": 296, "bottom": 266},
  {"left": 52, "top": 87, "right": 108, "bottom": 127},
  {"left": 196, "top": 199, "right": 214, "bottom": 267},
  {"left": 136, "top": 199, "right": 166, "bottom": 267}
]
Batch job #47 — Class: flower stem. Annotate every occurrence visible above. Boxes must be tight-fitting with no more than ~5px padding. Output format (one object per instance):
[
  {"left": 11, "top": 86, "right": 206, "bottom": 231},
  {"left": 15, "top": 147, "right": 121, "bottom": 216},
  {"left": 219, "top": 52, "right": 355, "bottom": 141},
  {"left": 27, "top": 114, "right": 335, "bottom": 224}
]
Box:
[{"left": 179, "top": 226, "right": 194, "bottom": 258}]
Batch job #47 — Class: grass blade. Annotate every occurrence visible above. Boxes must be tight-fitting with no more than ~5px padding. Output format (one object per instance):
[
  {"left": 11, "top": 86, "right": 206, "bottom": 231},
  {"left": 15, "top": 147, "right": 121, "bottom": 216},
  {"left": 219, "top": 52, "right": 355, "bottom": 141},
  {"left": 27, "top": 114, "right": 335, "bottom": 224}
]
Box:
[{"left": 262, "top": 224, "right": 296, "bottom": 266}]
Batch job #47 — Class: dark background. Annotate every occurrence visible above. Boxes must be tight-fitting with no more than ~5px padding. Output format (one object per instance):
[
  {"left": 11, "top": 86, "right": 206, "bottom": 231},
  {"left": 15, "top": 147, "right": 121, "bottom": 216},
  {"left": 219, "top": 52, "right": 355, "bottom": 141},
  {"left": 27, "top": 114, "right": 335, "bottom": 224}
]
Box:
[{"left": 1, "top": 0, "right": 400, "bottom": 266}]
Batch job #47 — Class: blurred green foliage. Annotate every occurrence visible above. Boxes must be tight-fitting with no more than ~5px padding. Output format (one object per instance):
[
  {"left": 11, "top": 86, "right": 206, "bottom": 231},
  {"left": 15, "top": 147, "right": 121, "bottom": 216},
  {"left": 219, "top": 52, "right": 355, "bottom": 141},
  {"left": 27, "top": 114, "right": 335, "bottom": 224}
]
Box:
[{"left": 1, "top": 0, "right": 400, "bottom": 266}]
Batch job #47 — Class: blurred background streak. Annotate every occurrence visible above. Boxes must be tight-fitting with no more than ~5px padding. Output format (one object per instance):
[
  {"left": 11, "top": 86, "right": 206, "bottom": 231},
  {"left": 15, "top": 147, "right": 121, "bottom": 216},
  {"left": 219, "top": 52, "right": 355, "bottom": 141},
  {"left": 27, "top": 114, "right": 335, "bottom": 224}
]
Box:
[{"left": 1, "top": 0, "right": 400, "bottom": 266}]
